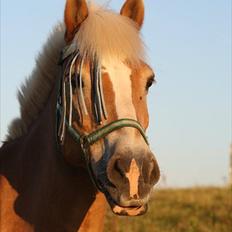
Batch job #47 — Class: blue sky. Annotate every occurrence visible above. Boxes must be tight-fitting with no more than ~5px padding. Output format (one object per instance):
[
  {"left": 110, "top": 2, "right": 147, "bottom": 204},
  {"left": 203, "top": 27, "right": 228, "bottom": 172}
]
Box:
[{"left": 0, "top": 0, "right": 231, "bottom": 187}]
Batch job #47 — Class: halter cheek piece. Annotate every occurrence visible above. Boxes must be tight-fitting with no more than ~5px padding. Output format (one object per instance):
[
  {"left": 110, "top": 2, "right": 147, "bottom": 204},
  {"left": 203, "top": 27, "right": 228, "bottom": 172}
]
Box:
[{"left": 56, "top": 44, "right": 149, "bottom": 191}]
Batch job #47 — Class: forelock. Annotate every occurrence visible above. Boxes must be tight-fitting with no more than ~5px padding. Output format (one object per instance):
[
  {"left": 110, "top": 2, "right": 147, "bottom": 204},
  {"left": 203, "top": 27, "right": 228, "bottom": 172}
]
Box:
[{"left": 73, "top": 4, "right": 146, "bottom": 65}]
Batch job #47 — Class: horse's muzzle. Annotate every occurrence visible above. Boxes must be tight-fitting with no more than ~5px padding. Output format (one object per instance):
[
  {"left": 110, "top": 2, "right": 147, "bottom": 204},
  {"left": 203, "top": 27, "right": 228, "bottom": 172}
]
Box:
[{"left": 102, "top": 151, "right": 160, "bottom": 216}]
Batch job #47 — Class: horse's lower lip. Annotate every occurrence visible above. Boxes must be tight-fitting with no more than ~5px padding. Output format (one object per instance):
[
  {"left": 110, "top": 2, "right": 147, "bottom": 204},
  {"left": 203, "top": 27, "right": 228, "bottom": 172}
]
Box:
[
  {"left": 103, "top": 190, "right": 147, "bottom": 216},
  {"left": 111, "top": 203, "right": 147, "bottom": 216}
]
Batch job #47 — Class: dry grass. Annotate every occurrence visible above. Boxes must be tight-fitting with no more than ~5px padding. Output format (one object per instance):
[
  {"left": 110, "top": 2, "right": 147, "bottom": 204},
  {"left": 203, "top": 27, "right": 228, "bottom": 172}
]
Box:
[{"left": 104, "top": 187, "right": 232, "bottom": 232}]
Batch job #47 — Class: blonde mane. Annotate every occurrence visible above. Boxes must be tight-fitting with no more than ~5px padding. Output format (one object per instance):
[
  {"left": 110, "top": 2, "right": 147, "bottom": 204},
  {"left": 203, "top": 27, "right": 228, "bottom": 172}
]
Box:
[{"left": 6, "top": 5, "right": 145, "bottom": 141}]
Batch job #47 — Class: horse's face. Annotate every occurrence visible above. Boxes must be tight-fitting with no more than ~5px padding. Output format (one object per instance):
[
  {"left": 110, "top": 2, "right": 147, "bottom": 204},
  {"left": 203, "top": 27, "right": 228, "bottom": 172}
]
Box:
[
  {"left": 63, "top": 0, "right": 160, "bottom": 216},
  {"left": 81, "top": 60, "right": 159, "bottom": 215}
]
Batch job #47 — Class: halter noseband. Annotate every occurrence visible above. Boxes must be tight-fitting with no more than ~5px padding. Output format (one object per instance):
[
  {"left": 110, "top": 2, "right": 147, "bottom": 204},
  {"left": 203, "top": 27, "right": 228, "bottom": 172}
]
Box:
[{"left": 56, "top": 44, "right": 149, "bottom": 191}]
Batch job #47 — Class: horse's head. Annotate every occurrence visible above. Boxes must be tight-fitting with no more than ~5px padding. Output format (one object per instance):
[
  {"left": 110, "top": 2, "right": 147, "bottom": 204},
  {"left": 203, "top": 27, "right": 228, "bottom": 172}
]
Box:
[{"left": 59, "top": 0, "right": 160, "bottom": 216}]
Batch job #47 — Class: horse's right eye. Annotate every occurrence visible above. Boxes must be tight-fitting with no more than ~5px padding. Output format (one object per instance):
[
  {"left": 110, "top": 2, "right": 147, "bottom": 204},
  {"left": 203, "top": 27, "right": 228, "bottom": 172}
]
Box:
[
  {"left": 71, "top": 74, "right": 84, "bottom": 89},
  {"left": 71, "top": 78, "right": 77, "bottom": 89}
]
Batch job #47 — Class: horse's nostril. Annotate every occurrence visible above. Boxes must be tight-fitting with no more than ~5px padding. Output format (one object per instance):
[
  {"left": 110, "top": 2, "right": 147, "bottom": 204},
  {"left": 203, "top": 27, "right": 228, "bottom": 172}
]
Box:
[
  {"left": 148, "top": 159, "right": 160, "bottom": 185},
  {"left": 114, "top": 159, "right": 124, "bottom": 178},
  {"left": 142, "top": 157, "right": 160, "bottom": 185},
  {"left": 141, "top": 160, "right": 149, "bottom": 184}
]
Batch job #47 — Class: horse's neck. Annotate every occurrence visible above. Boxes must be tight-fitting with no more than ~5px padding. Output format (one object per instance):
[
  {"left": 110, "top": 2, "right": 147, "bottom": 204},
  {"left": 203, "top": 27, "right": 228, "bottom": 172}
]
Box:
[{"left": 0, "top": 84, "right": 107, "bottom": 232}]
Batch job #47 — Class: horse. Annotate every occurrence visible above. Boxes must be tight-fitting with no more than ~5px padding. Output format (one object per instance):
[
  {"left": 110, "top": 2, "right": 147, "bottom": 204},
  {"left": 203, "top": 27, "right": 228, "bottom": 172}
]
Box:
[{"left": 0, "top": 1, "right": 160, "bottom": 231}]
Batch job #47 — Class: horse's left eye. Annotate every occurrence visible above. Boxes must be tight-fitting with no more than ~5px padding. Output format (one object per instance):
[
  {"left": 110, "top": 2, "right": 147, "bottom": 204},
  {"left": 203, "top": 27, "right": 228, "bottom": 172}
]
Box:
[{"left": 146, "top": 77, "right": 155, "bottom": 90}]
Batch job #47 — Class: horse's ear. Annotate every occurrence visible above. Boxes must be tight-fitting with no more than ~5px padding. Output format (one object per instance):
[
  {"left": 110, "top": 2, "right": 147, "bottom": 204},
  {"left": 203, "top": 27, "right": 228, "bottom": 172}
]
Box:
[
  {"left": 120, "top": 0, "right": 144, "bottom": 30},
  {"left": 64, "top": 0, "right": 88, "bottom": 43}
]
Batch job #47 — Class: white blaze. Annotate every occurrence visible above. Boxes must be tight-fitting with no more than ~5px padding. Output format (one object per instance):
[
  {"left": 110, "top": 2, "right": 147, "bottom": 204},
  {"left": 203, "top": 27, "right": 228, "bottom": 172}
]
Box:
[
  {"left": 102, "top": 60, "right": 136, "bottom": 119},
  {"left": 125, "top": 158, "right": 140, "bottom": 198}
]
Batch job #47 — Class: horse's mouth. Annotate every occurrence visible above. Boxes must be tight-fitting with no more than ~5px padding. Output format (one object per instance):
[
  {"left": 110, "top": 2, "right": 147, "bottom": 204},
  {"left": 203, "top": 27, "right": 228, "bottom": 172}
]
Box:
[
  {"left": 102, "top": 188, "right": 147, "bottom": 216},
  {"left": 110, "top": 202, "right": 147, "bottom": 216}
]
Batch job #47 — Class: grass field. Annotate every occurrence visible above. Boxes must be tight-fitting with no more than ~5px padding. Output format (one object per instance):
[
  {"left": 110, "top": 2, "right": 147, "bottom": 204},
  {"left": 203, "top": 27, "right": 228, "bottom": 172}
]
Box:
[{"left": 104, "top": 187, "right": 232, "bottom": 232}]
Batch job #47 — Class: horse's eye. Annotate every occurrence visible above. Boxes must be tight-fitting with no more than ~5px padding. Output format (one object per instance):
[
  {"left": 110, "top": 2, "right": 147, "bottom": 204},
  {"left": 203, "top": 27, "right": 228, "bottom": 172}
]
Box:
[
  {"left": 71, "top": 74, "right": 84, "bottom": 89},
  {"left": 71, "top": 79, "right": 77, "bottom": 89},
  {"left": 146, "top": 77, "right": 155, "bottom": 91}
]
